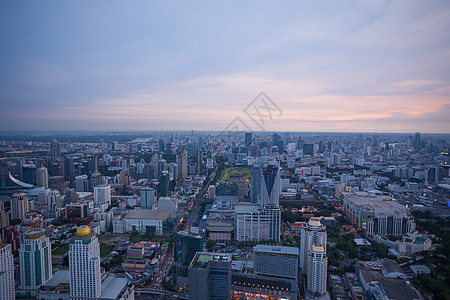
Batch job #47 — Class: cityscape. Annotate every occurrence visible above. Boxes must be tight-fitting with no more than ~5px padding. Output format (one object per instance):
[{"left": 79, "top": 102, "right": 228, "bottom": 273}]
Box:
[{"left": 1, "top": 1, "right": 450, "bottom": 300}]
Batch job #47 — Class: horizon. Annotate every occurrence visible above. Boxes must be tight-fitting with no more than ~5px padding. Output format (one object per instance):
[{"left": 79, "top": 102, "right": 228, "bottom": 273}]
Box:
[{"left": 1, "top": 1, "right": 450, "bottom": 132}]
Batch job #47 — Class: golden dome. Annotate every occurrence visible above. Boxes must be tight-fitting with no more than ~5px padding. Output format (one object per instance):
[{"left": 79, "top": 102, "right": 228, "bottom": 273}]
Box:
[{"left": 76, "top": 225, "right": 92, "bottom": 237}]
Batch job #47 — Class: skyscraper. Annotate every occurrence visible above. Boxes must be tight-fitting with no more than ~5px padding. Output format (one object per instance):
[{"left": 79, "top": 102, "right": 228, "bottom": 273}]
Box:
[
  {"left": 69, "top": 226, "right": 101, "bottom": 299},
  {"left": 299, "top": 218, "right": 327, "bottom": 274},
  {"left": 141, "top": 187, "right": 156, "bottom": 209},
  {"left": 260, "top": 164, "right": 280, "bottom": 207},
  {"left": 0, "top": 240, "right": 15, "bottom": 300},
  {"left": 50, "top": 139, "right": 61, "bottom": 164},
  {"left": 174, "top": 231, "right": 203, "bottom": 265},
  {"left": 188, "top": 252, "right": 232, "bottom": 300},
  {"left": 307, "top": 244, "right": 327, "bottom": 295},
  {"left": 36, "top": 167, "right": 48, "bottom": 188},
  {"left": 250, "top": 164, "right": 262, "bottom": 204},
  {"left": 47, "top": 189, "right": 60, "bottom": 212},
  {"left": 159, "top": 171, "right": 170, "bottom": 197},
  {"left": 181, "top": 150, "right": 188, "bottom": 180},
  {"left": 253, "top": 245, "right": 299, "bottom": 279},
  {"left": 10, "top": 193, "right": 29, "bottom": 220},
  {"left": 245, "top": 132, "right": 252, "bottom": 147},
  {"left": 19, "top": 230, "right": 52, "bottom": 292},
  {"left": 414, "top": 132, "right": 421, "bottom": 151}
]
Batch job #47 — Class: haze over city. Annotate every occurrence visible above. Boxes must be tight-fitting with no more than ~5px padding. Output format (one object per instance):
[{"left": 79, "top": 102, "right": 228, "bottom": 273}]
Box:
[{"left": 1, "top": 1, "right": 450, "bottom": 133}]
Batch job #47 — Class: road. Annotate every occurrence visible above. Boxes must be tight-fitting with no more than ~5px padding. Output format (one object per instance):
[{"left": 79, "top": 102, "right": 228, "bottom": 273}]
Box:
[
  {"left": 148, "top": 248, "right": 174, "bottom": 290},
  {"left": 135, "top": 288, "right": 188, "bottom": 299}
]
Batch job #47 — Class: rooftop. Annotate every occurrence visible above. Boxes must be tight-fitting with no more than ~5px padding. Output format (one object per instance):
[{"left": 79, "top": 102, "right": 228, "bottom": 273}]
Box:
[
  {"left": 190, "top": 252, "right": 232, "bottom": 269},
  {"left": 254, "top": 244, "right": 299, "bottom": 255},
  {"left": 124, "top": 209, "right": 175, "bottom": 220}
]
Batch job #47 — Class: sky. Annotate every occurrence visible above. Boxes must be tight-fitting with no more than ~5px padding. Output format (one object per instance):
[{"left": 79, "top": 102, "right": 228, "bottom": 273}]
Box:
[{"left": 1, "top": 1, "right": 450, "bottom": 133}]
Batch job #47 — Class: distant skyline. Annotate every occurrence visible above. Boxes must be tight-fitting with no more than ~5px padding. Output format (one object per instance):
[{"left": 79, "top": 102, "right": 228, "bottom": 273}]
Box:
[{"left": 1, "top": 1, "right": 450, "bottom": 133}]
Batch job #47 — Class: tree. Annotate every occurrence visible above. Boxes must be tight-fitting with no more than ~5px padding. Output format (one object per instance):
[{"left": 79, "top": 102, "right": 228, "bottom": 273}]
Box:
[{"left": 206, "top": 239, "right": 216, "bottom": 252}]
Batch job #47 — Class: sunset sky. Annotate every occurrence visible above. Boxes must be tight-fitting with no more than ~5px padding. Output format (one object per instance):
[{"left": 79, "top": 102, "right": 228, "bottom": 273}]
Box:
[{"left": 1, "top": 1, "right": 450, "bottom": 133}]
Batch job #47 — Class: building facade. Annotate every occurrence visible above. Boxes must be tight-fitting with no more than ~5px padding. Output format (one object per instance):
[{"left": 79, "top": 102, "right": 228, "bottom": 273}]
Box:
[
  {"left": 69, "top": 226, "right": 101, "bottom": 299},
  {"left": 253, "top": 245, "right": 299, "bottom": 279},
  {"left": 0, "top": 241, "right": 15, "bottom": 300},
  {"left": 19, "top": 230, "right": 52, "bottom": 292}
]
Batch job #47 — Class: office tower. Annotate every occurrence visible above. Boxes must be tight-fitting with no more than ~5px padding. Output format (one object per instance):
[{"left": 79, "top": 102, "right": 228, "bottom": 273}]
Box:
[
  {"left": 188, "top": 252, "right": 232, "bottom": 300},
  {"left": 299, "top": 219, "right": 327, "bottom": 274},
  {"left": 19, "top": 230, "right": 52, "bottom": 291},
  {"left": 303, "top": 144, "right": 314, "bottom": 156},
  {"left": 159, "top": 139, "right": 165, "bottom": 152},
  {"left": 181, "top": 150, "right": 188, "bottom": 180},
  {"left": 174, "top": 231, "right": 203, "bottom": 265},
  {"left": 307, "top": 244, "right": 327, "bottom": 295},
  {"left": 245, "top": 132, "right": 252, "bottom": 147},
  {"left": 94, "top": 185, "right": 111, "bottom": 206},
  {"left": 260, "top": 164, "right": 280, "bottom": 207},
  {"left": 160, "top": 171, "right": 170, "bottom": 197},
  {"left": 0, "top": 240, "right": 15, "bottom": 300},
  {"left": 0, "top": 202, "right": 9, "bottom": 229},
  {"left": 22, "top": 164, "right": 37, "bottom": 184},
  {"left": 140, "top": 187, "right": 156, "bottom": 209},
  {"left": 47, "top": 189, "right": 60, "bottom": 212},
  {"left": 414, "top": 132, "right": 421, "bottom": 151},
  {"left": 50, "top": 139, "right": 61, "bottom": 164},
  {"left": 74, "top": 175, "right": 89, "bottom": 192},
  {"left": 69, "top": 226, "right": 101, "bottom": 299},
  {"left": 253, "top": 245, "right": 299, "bottom": 279},
  {"left": 250, "top": 164, "right": 262, "bottom": 204},
  {"left": 112, "top": 141, "right": 119, "bottom": 151},
  {"left": 157, "top": 159, "right": 167, "bottom": 180},
  {"left": 36, "top": 167, "right": 48, "bottom": 188},
  {"left": 10, "top": 193, "right": 29, "bottom": 220}
]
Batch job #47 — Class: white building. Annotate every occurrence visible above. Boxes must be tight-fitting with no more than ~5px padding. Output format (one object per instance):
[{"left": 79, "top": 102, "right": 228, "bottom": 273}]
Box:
[
  {"left": 47, "top": 190, "right": 60, "bottom": 212},
  {"left": 69, "top": 226, "right": 101, "bottom": 299},
  {"left": 300, "top": 219, "right": 327, "bottom": 274},
  {"left": 253, "top": 245, "right": 299, "bottom": 279},
  {"left": 140, "top": 187, "right": 156, "bottom": 209},
  {"left": 307, "top": 244, "right": 327, "bottom": 295},
  {"left": 343, "top": 192, "right": 415, "bottom": 236},
  {"left": 94, "top": 185, "right": 111, "bottom": 207},
  {"left": 235, "top": 205, "right": 281, "bottom": 242},
  {"left": 0, "top": 241, "right": 15, "bottom": 300},
  {"left": 19, "top": 230, "right": 52, "bottom": 292},
  {"left": 11, "top": 192, "right": 29, "bottom": 220},
  {"left": 36, "top": 167, "right": 48, "bottom": 188},
  {"left": 113, "top": 210, "right": 176, "bottom": 235}
]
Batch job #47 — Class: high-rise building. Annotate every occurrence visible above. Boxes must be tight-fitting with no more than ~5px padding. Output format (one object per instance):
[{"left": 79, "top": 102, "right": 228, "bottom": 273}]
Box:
[
  {"left": 414, "top": 132, "right": 421, "bottom": 151},
  {"left": 47, "top": 189, "right": 60, "bottom": 212},
  {"left": 19, "top": 230, "right": 52, "bottom": 292},
  {"left": 22, "top": 164, "right": 37, "bottom": 185},
  {"left": 174, "top": 231, "right": 203, "bottom": 265},
  {"left": 69, "top": 226, "right": 101, "bottom": 299},
  {"left": 307, "top": 244, "right": 327, "bottom": 295},
  {"left": 235, "top": 205, "right": 281, "bottom": 242},
  {"left": 50, "top": 139, "right": 61, "bottom": 164},
  {"left": 303, "top": 144, "right": 314, "bottom": 156},
  {"left": 299, "top": 219, "right": 327, "bottom": 274},
  {"left": 188, "top": 252, "right": 232, "bottom": 300},
  {"left": 74, "top": 175, "right": 89, "bottom": 192},
  {"left": 140, "top": 187, "right": 156, "bottom": 209},
  {"left": 0, "top": 202, "right": 9, "bottom": 229},
  {"left": 94, "top": 185, "right": 111, "bottom": 206},
  {"left": 253, "top": 245, "right": 299, "bottom": 279},
  {"left": 36, "top": 167, "right": 48, "bottom": 188},
  {"left": 159, "top": 171, "right": 170, "bottom": 197},
  {"left": 10, "top": 193, "right": 29, "bottom": 220},
  {"left": 250, "top": 164, "right": 262, "bottom": 204},
  {"left": 260, "top": 164, "right": 280, "bottom": 207},
  {"left": 0, "top": 240, "right": 15, "bottom": 300},
  {"left": 119, "top": 170, "right": 129, "bottom": 185},
  {"left": 245, "top": 132, "right": 252, "bottom": 147},
  {"left": 181, "top": 151, "right": 188, "bottom": 180}
]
